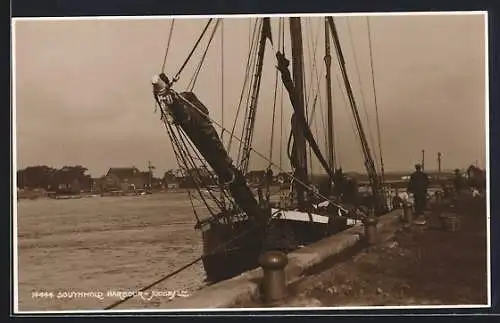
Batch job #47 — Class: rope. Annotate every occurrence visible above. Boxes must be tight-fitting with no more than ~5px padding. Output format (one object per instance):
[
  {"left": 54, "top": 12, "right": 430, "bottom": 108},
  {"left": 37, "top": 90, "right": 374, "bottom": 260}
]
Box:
[
  {"left": 103, "top": 207, "right": 267, "bottom": 310},
  {"left": 103, "top": 256, "right": 202, "bottom": 310},
  {"left": 279, "top": 18, "right": 286, "bottom": 171},
  {"left": 236, "top": 20, "right": 264, "bottom": 170},
  {"left": 269, "top": 20, "right": 281, "bottom": 167},
  {"left": 367, "top": 17, "right": 385, "bottom": 183},
  {"left": 187, "top": 19, "right": 221, "bottom": 91},
  {"left": 173, "top": 19, "right": 214, "bottom": 83},
  {"left": 345, "top": 18, "right": 379, "bottom": 173},
  {"left": 161, "top": 19, "right": 175, "bottom": 73},
  {"left": 103, "top": 209, "right": 258, "bottom": 310},
  {"left": 172, "top": 91, "right": 349, "bottom": 212},
  {"left": 220, "top": 20, "right": 225, "bottom": 143},
  {"left": 227, "top": 19, "right": 259, "bottom": 155},
  {"left": 164, "top": 122, "right": 218, "bottom": 217}
]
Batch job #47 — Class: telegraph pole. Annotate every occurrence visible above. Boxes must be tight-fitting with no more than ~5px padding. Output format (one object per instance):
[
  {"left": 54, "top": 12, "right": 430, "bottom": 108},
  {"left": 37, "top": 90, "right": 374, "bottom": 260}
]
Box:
[
  {"left": 421, "top": 149, "right": 425, "bottom": 171},
  {"left": 147, "top": 161, "right": 155, "bottom": 189}
]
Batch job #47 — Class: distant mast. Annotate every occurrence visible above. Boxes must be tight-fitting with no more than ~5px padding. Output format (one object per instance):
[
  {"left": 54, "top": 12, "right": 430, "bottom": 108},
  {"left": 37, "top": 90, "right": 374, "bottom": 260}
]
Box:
[
  {"left": 147, "top": 160, "right": 155, "bottom": 189},
  {"left": 421, "top": 149, "right": 425, "bottom": 171}
]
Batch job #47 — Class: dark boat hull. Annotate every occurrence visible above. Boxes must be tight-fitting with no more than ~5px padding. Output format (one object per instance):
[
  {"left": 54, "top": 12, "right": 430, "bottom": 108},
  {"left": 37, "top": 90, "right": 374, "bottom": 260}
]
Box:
[{"left": 200, "top": 213, "right": 350, "bottom": 283}]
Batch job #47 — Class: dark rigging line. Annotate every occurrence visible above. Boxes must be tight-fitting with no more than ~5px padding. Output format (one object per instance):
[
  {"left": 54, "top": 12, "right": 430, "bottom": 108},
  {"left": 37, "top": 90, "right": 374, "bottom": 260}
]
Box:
[
  {"left": 367, "top": 17, "right": 385, "bottom": 183},
  {"left": 345, "top": 17, "right": 380, "bottom": 173},
  {"left": 236, "top": 20, "right": 263, "bottom": 170},
  {"left": 187, "top": 19, "right": 221, "bottom": 91},
  {"left": 104, "top": 206, "right": 263, "bottom": 310},
  {"left": 161, "top": 19, "right": 175, "bottom": 72},
  {"left": 279, "top": 18, "right": 285, "bottom": 171},
  {"left": 269, "top": 20, "right": 281, "bottom": 167},
  {"left": 173, "top": 19, "right": 214, "bottom": 82},
  {"left": 174, "top": 92, "right": 348, "bottom": 211},
  {"left": 221, "top": 20, "right": 225, "bottom": 143},
  {"left": 103, "top": 256, "right": 202, "bottom": 310},
  {"left": 227, "top": 19, "right": 259, "bottom": 154},
  {"left": 335, "top": 72, "right": 364, "bottom": 166},
  {"left": 227, "top": 19, "right": 259, "bottom": 158}
]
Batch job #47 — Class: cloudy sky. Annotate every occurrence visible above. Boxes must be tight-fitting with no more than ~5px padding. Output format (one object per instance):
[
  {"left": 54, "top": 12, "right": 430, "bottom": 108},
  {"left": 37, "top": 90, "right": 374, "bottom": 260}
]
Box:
[{"left": 14, "top": 13, "right": 487, "bottom": 178}]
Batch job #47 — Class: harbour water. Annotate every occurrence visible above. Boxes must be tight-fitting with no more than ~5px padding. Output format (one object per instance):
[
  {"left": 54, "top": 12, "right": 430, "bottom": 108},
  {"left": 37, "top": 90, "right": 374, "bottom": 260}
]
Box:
[{"left": 16, "top": 192, "right": 207, "bottom": 311}]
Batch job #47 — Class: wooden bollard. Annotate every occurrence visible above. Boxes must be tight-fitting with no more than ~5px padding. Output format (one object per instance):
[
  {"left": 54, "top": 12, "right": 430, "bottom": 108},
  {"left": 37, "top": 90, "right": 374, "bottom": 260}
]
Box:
[
  {"left": 363, "top": 215, "right": 379, "bottom": 245},
  {"left": 403, "top": 202, "right": 413, "bottom": 224},
  {"left": 259, "top": 251, "right": 288, "bottom": 304}
]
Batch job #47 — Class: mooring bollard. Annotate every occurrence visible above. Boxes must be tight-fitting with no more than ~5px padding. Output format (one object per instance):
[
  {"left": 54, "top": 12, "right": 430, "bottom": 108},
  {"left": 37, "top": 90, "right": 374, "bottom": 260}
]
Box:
[
  {"left": 259, "top": 251, "right": 288, "bottom": 304},
  {"left": 403, "top": 202, "right": 413, "bottom": 224},
  {"left": 363, "top": 215, "right": 379, "bottom": 245}
]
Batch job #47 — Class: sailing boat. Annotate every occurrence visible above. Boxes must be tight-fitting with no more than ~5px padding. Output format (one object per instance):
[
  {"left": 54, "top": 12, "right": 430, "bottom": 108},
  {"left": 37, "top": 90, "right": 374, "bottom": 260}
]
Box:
[{"left": 152, "top": 16, "right": 391, "bottom": 282}]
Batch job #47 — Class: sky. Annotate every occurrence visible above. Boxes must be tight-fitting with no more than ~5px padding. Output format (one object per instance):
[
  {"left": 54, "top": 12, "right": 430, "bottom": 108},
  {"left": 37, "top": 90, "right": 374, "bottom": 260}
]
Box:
[{"left": 13, "top": 13, "right": 487, "bottom": 178}]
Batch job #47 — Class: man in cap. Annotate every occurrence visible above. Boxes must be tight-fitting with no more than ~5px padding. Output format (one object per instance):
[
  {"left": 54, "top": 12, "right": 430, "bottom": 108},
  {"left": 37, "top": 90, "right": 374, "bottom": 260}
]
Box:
[
  {"left": 408, "top": 164, "right": 430, "bottom": 217},
  {"left": 452, "top": 168, "right": 466, "bottom": 194}
]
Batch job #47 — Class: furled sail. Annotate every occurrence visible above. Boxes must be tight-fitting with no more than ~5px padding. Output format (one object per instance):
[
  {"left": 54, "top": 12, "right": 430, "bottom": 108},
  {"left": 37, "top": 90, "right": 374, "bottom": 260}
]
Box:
[{"left": 152, "top": 74, "right": 267, "bottom": 224}]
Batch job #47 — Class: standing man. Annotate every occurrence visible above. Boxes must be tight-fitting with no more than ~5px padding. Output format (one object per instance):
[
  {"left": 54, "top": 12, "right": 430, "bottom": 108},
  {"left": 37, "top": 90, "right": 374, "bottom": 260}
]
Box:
[
  {"left": 408, "top": 164, "right": 430, "bottom": 216},
  {"left": 452, "top": 168, "right": 466, "bottom": 194}
]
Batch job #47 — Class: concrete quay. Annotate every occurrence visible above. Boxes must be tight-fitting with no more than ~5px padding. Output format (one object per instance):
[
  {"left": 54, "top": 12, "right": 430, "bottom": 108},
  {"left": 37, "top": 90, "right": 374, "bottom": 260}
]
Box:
[{"left": 164, "top": 208, "right": 403, "bottom": 309}]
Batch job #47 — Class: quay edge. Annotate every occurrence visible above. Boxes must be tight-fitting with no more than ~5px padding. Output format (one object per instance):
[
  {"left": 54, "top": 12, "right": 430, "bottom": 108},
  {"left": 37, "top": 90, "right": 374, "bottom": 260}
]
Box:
[{"left": 162, "top": 208, "right": 402, "bottom": 309}]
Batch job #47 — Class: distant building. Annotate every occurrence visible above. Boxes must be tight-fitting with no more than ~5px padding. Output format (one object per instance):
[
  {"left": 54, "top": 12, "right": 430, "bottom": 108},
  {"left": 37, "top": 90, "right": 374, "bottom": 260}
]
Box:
[
  {"left": 178, "top": 168, "right": 216, "bottom": 188},
  {"left": 49, "top": 167, "right": 85, "bottom": 194},
  {"left": 104, "top": 167, "right": 145, "bottom": 191}
]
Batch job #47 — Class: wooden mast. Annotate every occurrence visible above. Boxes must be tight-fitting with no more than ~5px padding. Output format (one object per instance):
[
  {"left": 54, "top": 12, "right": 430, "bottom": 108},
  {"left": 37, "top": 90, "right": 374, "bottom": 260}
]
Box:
[
  {"left": 326, "top": 16, "right": 386, "bottom": 214},
  {"left": 289, "top": 17, "right": 309, "bottom": 210},
  {"left": 324, "top": 18, "right": 336, "bottom": 192},
  {"left": 240, "top": 18, "right": 270, "bottom": 174}
]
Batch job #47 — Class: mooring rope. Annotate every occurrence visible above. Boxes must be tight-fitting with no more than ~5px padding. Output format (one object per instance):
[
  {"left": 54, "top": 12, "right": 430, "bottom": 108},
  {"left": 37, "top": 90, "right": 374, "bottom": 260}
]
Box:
[{"left": 103, "top": 216, "right": 266, "bottom": 310}]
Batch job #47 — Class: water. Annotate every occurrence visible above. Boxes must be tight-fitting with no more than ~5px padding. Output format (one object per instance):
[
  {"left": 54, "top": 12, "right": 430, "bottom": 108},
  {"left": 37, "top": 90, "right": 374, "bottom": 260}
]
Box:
[{"left": 16, "top": 192, "right": 207, "bottom": 311}]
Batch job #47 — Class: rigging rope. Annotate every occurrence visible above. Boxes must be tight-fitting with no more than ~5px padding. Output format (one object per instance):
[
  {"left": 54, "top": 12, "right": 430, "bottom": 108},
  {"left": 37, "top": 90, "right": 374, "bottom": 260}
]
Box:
[
  {"left": 367, "top": 17, "right": 385, "bottom": 183},
  {"left": 220, "top": 20, "right": 225, "bottom": 143},
  {"left": 335, "top": 72, "right": 364, "bottom": 167},
  {"left": 187, "top": 19, "right": 221, "bottom": 91},
  {"left": 236, "top": 20, "right": 264, "bottom": 170},
  {"left": 269, "top": 54, "right": 279, "bottom": 167},
  {"left": 304, "top": 20, "right": 327, "bottom": 174},
  {"left": 103, "top": 203, "right": 269, "bottom": 310},
  {"left": 173, "top": 91, "right": 349, "bottom": 212},
  {"left": 164, "top": 122, "right": 218, "bottom": 217},
  {"left": 269, "top": 18, "right": 285, "bottom": 169},
  {"left": 103, "top": 256, "right": 202, "bottom": 310},
  {"left": 279, "top": 18, "right": 285, "bottom": 171},
  {"left": 161, "top": 19, "right": 176, "bottom": 73},
  {"left": 173, "top": 19, "right": 214, "bottom": 83},
  {"left": 345, "top": 18, "right": 380, "bottom": 173},
  {"left": 227, "top": 19, "right": 259, "bottom": 155}
]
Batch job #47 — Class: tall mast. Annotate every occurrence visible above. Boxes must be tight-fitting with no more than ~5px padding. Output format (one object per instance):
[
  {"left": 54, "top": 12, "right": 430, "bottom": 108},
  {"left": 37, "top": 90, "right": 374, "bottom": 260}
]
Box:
[
  {"left": 240, "top": 18, "right": 270, "bottom": 174},
  {"left": 326, "top": 17, "right": 385, "bottom": 213},
  {"left": 324, "top": 18, "right": 336, "bottom": 184},
  {"left": 289, "top": 17, "right": 309, "bottom": 210}
]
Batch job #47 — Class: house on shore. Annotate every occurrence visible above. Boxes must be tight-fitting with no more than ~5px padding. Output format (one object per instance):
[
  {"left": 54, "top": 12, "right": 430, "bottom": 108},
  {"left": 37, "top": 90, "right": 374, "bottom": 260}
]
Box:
[
  {"left": 103, "top": 167, "right": 146, "bottom": 192},
  {"left": 49, "top": 166, "right": 86, "bottom": 194}
]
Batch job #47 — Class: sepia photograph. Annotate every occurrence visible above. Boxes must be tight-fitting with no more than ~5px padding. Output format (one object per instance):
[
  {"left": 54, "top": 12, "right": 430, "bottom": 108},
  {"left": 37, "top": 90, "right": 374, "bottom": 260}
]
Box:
[{"left": 12, "top": 12, "right": 489, "bottom": 313}]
